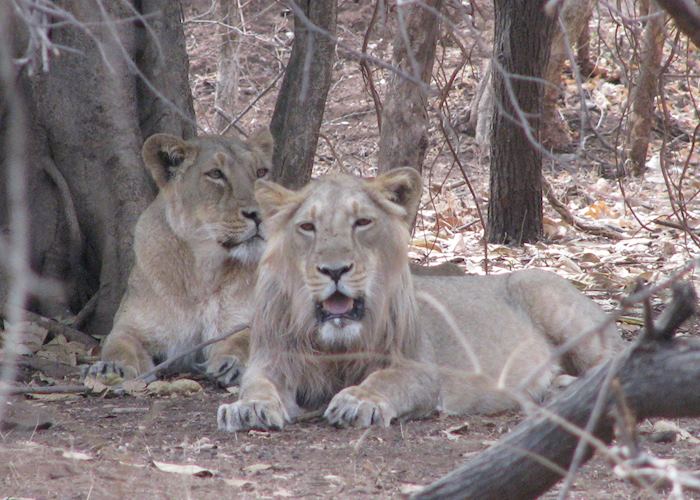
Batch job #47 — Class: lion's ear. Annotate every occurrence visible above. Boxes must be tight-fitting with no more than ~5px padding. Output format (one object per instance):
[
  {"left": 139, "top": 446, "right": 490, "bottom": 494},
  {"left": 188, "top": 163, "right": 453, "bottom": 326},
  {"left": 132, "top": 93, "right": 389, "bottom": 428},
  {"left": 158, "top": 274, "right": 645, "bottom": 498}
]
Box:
[
  {"left": 370, "top": 167, "right": 423, "bottom": 225},
  {"left": 141, "top": 134, "right": 197, "bottom": 190},
  {"left": 247, "top": 128, "right": 275, "bottom": 162},
  {"left": 255, "top": 179, "right": 299, "bottom": 220}
]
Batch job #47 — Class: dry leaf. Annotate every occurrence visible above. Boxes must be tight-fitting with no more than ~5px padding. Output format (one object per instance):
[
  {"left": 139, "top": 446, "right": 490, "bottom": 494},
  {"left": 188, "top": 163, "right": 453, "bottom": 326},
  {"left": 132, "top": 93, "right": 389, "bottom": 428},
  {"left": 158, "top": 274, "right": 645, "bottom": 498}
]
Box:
[
  {"left": 400, "top": 483, "right": 424, "bottom": 495},
  {"left": 2, "top": 321, "right": 49, "bottom": 354},
  {"left": 147, "top": 378, "right": 201, "bottom": 396},
  {"left": 122, "top": 379, "right": 148, "bottom": 396},
  {"left": 62, "top": 450, "right": 93, "bottom": 461},
  {"left": 442, "top": 421, "right": 470, "bottom": 441},
  {"left": 652, "top": 420, "right": 700, "bottom": 443},
  {"left": 243, "top": 463, "right": 272, "bottom": 474},
  {"left": 153, "top": 460, "right": 217, "bottom": 477},
  {"left": 224, "top": 478, "right": 256, "bottom": 489}
]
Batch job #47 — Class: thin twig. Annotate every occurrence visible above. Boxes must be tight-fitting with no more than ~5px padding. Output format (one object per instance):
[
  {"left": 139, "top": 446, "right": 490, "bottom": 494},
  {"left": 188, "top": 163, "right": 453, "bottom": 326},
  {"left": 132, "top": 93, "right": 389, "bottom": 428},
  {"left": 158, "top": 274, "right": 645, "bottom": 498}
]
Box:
[
  {"left": 542, "top": 176, "right": 625, "bottom": 240},
  {"left": 131, "top": 323, "right": 249, "bottom": 383}
]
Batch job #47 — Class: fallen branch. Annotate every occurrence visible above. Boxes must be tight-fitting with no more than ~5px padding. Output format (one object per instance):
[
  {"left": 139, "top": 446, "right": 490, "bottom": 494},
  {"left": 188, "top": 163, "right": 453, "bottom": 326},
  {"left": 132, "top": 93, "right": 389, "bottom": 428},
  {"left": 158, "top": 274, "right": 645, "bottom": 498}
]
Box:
[
  {"left": 414, "top": 282, "right": 699, "bottom": 499},
  {"left": 11, "top": 308, "right": 99, "bottom": 348},
  {"left": 543, "top": 175, "right": 625, "bottom": 241},
  {"left": 6, "top": 384, "right": 88, "bottom": 395}
]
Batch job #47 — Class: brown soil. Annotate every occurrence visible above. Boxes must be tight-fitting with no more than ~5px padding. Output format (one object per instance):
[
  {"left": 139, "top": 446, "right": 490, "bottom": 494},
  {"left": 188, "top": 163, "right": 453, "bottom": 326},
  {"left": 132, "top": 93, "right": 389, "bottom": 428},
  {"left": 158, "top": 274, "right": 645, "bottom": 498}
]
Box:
[{"left": 3, "top": 386, "right": 700, "bottom": 499}]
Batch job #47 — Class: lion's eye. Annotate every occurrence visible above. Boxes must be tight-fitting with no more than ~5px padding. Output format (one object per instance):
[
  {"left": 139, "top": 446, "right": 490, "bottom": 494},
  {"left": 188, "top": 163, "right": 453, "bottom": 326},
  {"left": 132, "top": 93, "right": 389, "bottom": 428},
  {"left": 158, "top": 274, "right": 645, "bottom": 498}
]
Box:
[
  {"left": 256, "top": 168, "right": 269, "bottom": 179},
  {"left": 206, "top": 169, "right": 225, "bottom": 180},
  {"left": 299, "top": 222, "right": 315, "bottom": 232},
  {"left": 354, "top": 218, "right": 373, "bottom": 228}
]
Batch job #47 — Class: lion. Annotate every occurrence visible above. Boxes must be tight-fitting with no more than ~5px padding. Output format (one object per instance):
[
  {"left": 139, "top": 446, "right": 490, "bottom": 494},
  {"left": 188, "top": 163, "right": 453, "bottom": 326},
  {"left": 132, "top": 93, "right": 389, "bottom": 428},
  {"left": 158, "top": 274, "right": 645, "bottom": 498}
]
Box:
[
  {"left": 86, "top": 129, "right": 273, "bottom": 386},
  {"left": 217, "top": 168, "right": 621, "bottom": 431}
]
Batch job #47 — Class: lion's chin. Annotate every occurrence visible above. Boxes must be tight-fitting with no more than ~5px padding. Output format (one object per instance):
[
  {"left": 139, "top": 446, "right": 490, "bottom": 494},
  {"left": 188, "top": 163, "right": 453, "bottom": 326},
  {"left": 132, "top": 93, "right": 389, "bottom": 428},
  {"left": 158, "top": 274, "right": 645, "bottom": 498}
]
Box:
[
  {"left": 225, "top": 236, "right": 265, "bottom": 265},
  {"left": 318, "top": 320, "right": 363, "bottom": 348}
]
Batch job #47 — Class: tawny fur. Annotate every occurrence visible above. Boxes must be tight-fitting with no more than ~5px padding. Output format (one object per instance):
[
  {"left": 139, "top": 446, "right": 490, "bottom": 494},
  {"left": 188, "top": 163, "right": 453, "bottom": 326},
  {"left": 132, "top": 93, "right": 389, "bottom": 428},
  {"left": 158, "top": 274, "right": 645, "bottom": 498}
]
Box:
[
  {"left": 217, "top": 169, "right": 621, "bottom": 431},
  {"left": 87, "top": 130, "right": 273, "bottom": 386}
]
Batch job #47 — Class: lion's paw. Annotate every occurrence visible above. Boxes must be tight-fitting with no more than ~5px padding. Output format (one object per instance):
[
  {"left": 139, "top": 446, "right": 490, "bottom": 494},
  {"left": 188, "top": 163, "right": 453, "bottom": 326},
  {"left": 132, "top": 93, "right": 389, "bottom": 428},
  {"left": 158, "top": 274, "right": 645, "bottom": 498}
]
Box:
[
  {"left": 217, "top": 399, "right": 287, "bottom": 432},
  {"left": 205, "top": 354, "right": 245, "bottom": 386},
  {"left": 324, "top": 386, "right": 396, "bottom": 428},
  {"left": 83, "top": 360, "right": 138, "bottom": 386}
]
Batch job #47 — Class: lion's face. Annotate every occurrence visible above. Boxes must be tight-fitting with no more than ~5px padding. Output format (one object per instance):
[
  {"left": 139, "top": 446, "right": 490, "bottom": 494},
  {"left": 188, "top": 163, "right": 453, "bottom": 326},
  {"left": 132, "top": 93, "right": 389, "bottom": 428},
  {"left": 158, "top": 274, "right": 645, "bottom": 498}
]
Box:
[
  {"left": 142, "top": 130, "right": 274, "bottom": 265},
  {"left": 255, "top": 168, "right": 422, "bottom": 348}
]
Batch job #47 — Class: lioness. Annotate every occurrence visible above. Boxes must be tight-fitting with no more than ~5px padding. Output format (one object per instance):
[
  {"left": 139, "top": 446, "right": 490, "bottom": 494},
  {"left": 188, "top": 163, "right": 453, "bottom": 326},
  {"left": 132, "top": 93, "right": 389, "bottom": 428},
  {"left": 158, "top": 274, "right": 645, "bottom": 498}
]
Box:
[
  {"left": 87, "top": 130, "right": 273, "bottom": 386},
  {"left": 217, "top": 168, "right": 620, "bottom": 430}
]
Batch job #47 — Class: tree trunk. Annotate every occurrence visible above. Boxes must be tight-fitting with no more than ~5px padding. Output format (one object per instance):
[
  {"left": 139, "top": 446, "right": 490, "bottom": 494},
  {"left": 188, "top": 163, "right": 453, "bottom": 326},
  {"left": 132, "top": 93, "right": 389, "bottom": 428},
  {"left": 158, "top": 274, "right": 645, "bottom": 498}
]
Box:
[
  {"left": 487, "top": 0, "right": 555, "bottom": 245},
  {"left": 1, "top": 1, "right": 195, "bottom": 336},
  {"left": 627, "top": 4, "right": 665, "bottom": 176},
  {"left": 415, "top": 283, "right": 699, "bottom": 500},
  {"left": 269, "top": 0, "right": 336, "bottom": 189},
  {"left": 376, "top": 0, "right": 442, "bottom": 175},
  {"left": 654, "top": 0, "right": 700, "bottom": 49},
  {"left": 541, "top": 0, "right": 594, "bottom": 152},
  {"left": 214, "top": 0, "right": 240, "bottom": 132}
]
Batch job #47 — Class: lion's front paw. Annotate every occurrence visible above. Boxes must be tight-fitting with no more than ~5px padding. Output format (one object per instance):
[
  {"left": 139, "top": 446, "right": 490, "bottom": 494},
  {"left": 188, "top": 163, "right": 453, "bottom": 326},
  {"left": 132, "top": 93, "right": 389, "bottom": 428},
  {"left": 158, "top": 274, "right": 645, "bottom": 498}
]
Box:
[
  {"left": 324, "top": 386, "right": 397, "bottom": 428},
  {"left": 205, "top": 354, "right": 245, "bottom": 386},
  {"left": 83, "top": 360, "right": 138, "bottom": 386},
  {"left": 217, "top": 399, "right": 287, "bottom": 432}
]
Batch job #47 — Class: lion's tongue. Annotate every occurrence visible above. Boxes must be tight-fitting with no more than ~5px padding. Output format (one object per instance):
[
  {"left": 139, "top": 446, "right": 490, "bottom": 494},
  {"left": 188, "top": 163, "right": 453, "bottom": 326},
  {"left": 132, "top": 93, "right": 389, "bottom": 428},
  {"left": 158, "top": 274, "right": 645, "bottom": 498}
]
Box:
[{"left": 322, "top": 294, "right": 354, "bottom": 315}]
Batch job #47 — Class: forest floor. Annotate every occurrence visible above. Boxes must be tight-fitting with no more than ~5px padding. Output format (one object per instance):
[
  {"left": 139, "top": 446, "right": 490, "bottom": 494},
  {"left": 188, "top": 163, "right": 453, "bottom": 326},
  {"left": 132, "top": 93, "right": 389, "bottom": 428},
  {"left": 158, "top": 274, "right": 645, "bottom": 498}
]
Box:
[{"left": 2, "top": 1, "right": 700, "bottom": 499}]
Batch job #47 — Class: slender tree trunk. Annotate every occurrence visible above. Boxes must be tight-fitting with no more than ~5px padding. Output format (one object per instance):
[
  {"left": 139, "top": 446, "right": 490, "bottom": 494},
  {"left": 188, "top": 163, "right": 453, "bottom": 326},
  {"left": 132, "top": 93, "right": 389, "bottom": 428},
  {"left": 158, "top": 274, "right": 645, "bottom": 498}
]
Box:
[
  {"left": 269, "top": 0, "right": 337, "bottom": 189},
  {"left": 376, "top": 0, "right": 442, "bottom": 175},
  {"left": 487, "top": 0, "right": 555, "bottom": 245},
  {"left": 214, "top": 0, "right": 240, "bottom": 132},
  {"left": 541, "top": 0, "right": 594, "bottom": 152},
  {"left": 627, "top": 4, "right": 665, "bottom": 176},
  {"left": 1, "top": 1, "right": 195, "bottom": 335},
  {"left": 576, "top": 8, "right": 594, "bottom": 76}
]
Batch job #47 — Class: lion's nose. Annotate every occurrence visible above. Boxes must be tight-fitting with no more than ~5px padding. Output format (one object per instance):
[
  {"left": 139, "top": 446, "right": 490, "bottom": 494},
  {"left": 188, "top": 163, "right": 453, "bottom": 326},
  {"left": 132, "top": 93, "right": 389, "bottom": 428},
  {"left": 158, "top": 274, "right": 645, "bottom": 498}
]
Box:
[
  {"left": 241, "top": 209, "right": 261, "bottom": 226},
  {"left": 317, "top": 263, "right": 353, "bottom": 283}
]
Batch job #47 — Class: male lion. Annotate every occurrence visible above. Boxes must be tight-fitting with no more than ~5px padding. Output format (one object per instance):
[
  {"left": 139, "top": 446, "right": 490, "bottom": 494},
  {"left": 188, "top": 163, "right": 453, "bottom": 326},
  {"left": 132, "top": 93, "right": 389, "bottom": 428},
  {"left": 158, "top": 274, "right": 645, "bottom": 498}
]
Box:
[
  {"left": 217, "top": 168, "right": 620, "bottom": 430},
  {"left": 87, "top": 130, "right": 273, "bottom": 386}
]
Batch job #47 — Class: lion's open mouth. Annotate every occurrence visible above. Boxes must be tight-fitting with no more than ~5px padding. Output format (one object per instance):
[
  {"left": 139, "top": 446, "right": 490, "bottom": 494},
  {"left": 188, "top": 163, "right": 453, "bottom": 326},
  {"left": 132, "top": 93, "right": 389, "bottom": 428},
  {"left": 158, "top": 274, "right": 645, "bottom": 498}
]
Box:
[{"left": 316, "top": 292, "right": 365, "bottom": 323}]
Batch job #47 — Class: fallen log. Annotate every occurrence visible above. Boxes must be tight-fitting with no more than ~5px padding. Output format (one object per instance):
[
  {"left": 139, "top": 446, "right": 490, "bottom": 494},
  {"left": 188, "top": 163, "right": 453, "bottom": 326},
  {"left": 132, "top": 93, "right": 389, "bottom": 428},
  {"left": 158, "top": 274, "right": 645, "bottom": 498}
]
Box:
[{"left": 415, "top": 282, "right": 699, "bottom": 500}]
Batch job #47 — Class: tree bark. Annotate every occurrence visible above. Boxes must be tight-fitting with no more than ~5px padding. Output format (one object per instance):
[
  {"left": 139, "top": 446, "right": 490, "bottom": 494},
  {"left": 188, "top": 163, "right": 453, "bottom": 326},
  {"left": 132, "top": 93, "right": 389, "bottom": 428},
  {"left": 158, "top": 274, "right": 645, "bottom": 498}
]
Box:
[
  {"left": 541, "top": 0, "right": 594, "bottom": 152},
  {"left": 627, "top": 4, "right": 665, "bottom": 176},
  {"left": 487, "top": 0, "right": 555, "bottom": 244},
  {"left": 376, "top": 0, "right": 442, "bottom": 175},
  {"left": 1, "top": 1, "right": 195, "bottom": 335},
  {"left": 655, "top": 0, "right": 700, "bottom": 49},
  {"left": 213, "top": 0, "right": 240, "bottom": 132},
  {"left": 269, "top": 0, "right": 336, "bottom": 189},
  {"left": 415, "top": 283, "right": 699, "bottom": 500}
]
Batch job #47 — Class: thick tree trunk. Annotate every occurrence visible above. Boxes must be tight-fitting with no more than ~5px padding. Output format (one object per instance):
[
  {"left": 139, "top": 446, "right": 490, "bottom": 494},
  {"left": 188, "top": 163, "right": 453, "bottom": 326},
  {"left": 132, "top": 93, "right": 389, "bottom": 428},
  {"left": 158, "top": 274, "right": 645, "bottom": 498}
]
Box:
[
  {"left": 627, "top": 4, "right": 665, "bottom": 176},
  {"left": 269, "top": 0, "right": 336, "bottom": 189},
  {"left": 487, "top": 0, "right": 555, "bottom": 244},
  {"left": 376, "top": 0, "right": 442, "bottom": 175},
  {"left": 1, "top": 1, "right": 195, "bottom": 335},
  {"left": 415, "top": 283, "right": 699, "bottom": 500},
  {"left": 213, "top": 0, "right": 240, "bottom": 132}
]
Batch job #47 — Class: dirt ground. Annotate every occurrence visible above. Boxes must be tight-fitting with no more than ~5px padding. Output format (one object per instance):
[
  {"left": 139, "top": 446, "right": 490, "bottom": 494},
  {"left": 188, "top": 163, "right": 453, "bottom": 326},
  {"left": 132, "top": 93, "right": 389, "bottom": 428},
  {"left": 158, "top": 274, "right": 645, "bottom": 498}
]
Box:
[
  {"left": 3, "top": 383, "right": 700, "bottom": 499},
  {"left": 3, "top": 1, "right": 700, "bottom": 498}
]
